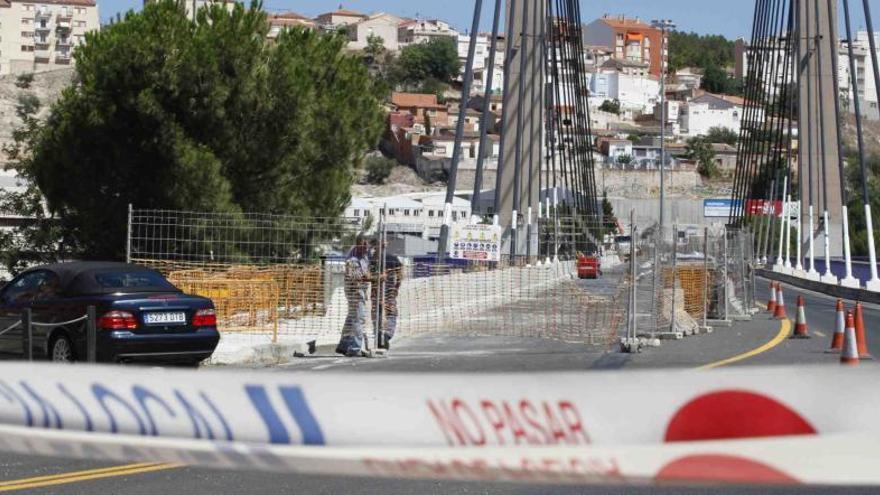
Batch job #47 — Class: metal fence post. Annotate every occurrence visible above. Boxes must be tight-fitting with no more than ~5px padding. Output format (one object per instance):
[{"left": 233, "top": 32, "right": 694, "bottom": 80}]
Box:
[
  {"left": 21, "top": 308, "right": 32, "bottom": 361},
  {"left": 669, "top": 224, "right": 678, "bottom": 335},
  {"left": 702, "top": 227, "right": 710, "bottom": 330},
  {"left": 739, "top": 230, "right": 748, "bottom": 314},
  {"left": 126, "top": 203, "right": 133, "bottom": 264},
  {"left": 87, "top": 306, "right": 97, "bottom": 363},
  {"left": 750, "top": 231, "right": 758, "bottom": 310},
  {"left": 723, "top": 228, "right": 729, "bottom": 321}
]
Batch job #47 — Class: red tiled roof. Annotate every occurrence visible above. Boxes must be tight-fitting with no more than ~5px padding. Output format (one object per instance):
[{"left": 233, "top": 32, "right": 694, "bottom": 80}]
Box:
[
  {"left": 391, "top": 93, "right": 446, "bottom": 110},
  {"left": 11, "top": 0, "right": 95, "bottom": 5},
  {"left": 318, "top": 8, "right": 366, "bottom": 18},
  {"left": 599, "top": 16, "right": 655, "bottom": 30},
  {"left": 272, "top": 11, "right": 308, "bottom": 20},
  {"left": 268, "top": 12, "right": 314, "bottom": 27}
]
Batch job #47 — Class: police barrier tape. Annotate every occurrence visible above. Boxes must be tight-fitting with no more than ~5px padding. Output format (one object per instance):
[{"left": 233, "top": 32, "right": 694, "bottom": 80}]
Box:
[
  {"left": 0, "top": 363, "right": 878, "bottom": 484},
  {"left": 0, "top": 425, "right": 878, "bottom": 486}
]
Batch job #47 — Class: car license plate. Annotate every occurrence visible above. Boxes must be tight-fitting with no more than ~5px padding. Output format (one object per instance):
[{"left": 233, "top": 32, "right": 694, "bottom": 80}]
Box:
[{"left": 144, "top": 312, "right": 186, "bottom": 325}]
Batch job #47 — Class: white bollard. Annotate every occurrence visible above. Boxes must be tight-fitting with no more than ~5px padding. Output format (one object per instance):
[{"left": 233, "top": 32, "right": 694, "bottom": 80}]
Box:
[
  {"left": 820, "top": 210, "right": 838, "bottom": 285},
  {"left": 865, "top": 204, "right": 880, "bottom": 292},
  {"left": 840, "top": 205, "right": 861, "bottom": 289},
  {"left": 806, "top": 205, "right": 820, "bottom": 281},
  {"left": 774, "top": 177, "right": 789, "bottom": 271}
]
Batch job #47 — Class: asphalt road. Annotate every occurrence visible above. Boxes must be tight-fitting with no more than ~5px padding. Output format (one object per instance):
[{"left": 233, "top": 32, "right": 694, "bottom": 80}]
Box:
[{"left": 0, "top": 276, "right": 877, "bottom": 493}]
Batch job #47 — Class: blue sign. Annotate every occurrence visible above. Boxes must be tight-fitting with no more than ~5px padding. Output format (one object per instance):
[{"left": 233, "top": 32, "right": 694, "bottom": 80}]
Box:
[{"left": 704, "top": 199, "right": 741, "bottom": 218}]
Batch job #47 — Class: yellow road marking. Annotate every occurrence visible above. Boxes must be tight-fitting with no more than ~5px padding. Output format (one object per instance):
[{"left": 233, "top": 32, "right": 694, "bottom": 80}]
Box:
[
  {"left": 0, "top": 462, "right": 161, "bottom": 487},
  {"left": 0, "top": 463, "right": 182, "bottom": 492},
  {"left": 697, "top": 319, "right": 791, "bottom": 370}
]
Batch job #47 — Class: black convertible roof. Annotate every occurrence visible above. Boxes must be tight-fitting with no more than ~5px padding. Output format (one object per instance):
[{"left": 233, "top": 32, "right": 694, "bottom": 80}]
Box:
[{"left": 23, "top": 262, "right": 178, "bottom": 295}]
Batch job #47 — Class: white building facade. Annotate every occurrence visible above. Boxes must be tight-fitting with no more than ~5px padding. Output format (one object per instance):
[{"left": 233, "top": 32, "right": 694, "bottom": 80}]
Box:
[
  {"left": 346, "top": 13, "right": 401, "bottom": 52},
  {"left": 588, "top": 70, "right": 660, "bottom": 115},
  {"left": 681, "top": 93, "right": 754, "bottom": 137},
  {"left": 0, "top": 0, "right": 99, "bottom": 75},
  {"left": 398, "top": 19, "right": 458, "bottom": 46}
]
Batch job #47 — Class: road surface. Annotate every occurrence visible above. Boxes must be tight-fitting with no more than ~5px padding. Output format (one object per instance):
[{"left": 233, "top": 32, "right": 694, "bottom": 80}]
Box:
[{"left": 0, "top": 276, "right": 877, "bottom": 493}]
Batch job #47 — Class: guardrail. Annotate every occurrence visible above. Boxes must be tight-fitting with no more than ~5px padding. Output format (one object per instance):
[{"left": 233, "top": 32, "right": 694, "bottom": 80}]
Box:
[{"left": 17, "top": 306, "right": 96, "bottom": 363}]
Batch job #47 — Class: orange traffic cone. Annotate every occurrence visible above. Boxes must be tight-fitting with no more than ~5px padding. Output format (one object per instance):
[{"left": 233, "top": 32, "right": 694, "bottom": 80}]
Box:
[
  {"left": 826, "top": 299, "right": 845, "bottom": 353},
  {"left": 792, "top": 295, "right": 810, "bottom": 338},
  {"left": 854, "top": 303, "right": 873, "bottom": 360},
  {"left": 841, "top": 311, "right": 860, "bottom": 365},
  {"left": 767, "top": 282, "right": 777, "bottom": 313},
  {"left": 773, "top": 285, "right": 788, "bottom": 320}
]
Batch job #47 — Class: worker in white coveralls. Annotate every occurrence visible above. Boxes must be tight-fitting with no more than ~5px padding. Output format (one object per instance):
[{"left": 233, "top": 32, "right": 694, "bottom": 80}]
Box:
[{"left": 336, "top": 234, "right": 372, "bottom": 357}]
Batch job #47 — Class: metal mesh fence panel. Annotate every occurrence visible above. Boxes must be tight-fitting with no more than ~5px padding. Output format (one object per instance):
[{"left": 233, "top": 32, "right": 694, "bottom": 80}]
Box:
[
  {"left": 629, "top": 224, "right": 758, "bottom": 340},
  {"left": 129, "top": 208, "right": 627, "bottom": 350}
]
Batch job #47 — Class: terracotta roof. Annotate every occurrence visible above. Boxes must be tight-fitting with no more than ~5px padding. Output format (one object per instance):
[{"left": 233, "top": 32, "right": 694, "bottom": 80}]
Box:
[
  {"left": 268, "top": 12, "right": 314, "bottom": 27},
  {"left": 598, "top": 16, "right": 655, "bottom": 30},
  {"left": 391, "top": 93, "right": 447, "bottom": 110},
  {"left": 11, "top": 0, "right": 95, "bottom": 5},
  {"left": 272, "top": 11, "right": 308, "bottom": 20},
  {"left": 318, "top": 8, "right": 366, "bottom": 18}
]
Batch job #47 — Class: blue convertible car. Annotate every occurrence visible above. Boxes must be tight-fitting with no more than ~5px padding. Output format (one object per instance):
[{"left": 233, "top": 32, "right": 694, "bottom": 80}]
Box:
[{"left": 0, "top": 262, "right": 220, "bottom": 364}]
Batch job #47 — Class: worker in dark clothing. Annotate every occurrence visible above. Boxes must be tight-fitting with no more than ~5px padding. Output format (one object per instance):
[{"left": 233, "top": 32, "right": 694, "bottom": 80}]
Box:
[{"left": 371, "top": 242, "right": 403, "bottom": 350}]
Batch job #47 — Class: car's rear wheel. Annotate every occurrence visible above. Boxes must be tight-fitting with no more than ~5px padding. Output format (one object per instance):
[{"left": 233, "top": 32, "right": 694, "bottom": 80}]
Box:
[{"left": 49, "top": 334, "right": 74, "bottom": 363}]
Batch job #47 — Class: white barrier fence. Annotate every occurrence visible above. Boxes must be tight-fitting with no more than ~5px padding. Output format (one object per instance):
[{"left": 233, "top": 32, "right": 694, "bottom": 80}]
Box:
[{"left": 0, "top": 363, "right": 877, "bottom": 485}]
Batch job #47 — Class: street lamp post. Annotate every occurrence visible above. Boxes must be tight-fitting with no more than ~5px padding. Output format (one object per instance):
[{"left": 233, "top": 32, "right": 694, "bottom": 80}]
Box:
[{"left": 652, "top": 19, "right": 675, "bottom": 239}]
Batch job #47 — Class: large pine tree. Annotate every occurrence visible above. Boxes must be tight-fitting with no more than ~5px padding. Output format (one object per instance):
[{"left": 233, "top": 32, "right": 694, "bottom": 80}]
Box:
[{"left": 15, "top": 0, "right": 383, "bottom": 262}]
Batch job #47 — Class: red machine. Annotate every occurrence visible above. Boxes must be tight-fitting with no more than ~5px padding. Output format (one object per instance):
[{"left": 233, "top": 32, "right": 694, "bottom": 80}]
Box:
[{"left": 577, "top": 254, "right": 601, "bottom": 279}]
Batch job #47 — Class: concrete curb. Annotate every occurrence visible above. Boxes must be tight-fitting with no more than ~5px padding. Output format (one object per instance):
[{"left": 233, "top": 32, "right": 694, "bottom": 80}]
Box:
[
  {"left": 208, "top": 341, "right": 309, "bottom": 366},
  {"left": 757, "top": 269, "right": 880, "bottom": 304}
]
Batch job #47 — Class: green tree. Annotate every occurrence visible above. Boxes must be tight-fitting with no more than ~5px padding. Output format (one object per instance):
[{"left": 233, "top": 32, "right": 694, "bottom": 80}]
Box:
[
  {"left": 686, "top": 136, "right": 718, "bottom": 178},
  {"left": 423, "top": 111, "right": 433, "bottom": 135},
  {"left": 363, "top": 156, "right": 396, "bottom": 185},
  {"left": 668, "top": 31, "right": 735, "bottom": 72},
  {"left": 599, "top": 99, "right": 621, "bottom": 115},
  {"left": 616, "top": 154, "right": 633, "bottom": 166},
  {"left": 0, "top": 87, "right": 68, "bottom": 275},
  {"left": 844, "top": 149, "right": 880, "bottom": 256},
  {"left": 25, "top": 0, "right": 383, "bottom": 260},
  {"left": 705, "top": 126, "right": 739, "bottom": 146},
  {"left": 701, "top": 63, "right": 739, "bottom": 94},
  {"left": 14, "top": 73, "right": 34, "bottom": 90},
  {"left": 364, "top": 34, "right": 385, "bottom": 60},
  {"left": 395, "top": 38, "right": 461, "bottom": 87},
  {"left": 602, "top": 190, "right": 618, "bottom": 234}
]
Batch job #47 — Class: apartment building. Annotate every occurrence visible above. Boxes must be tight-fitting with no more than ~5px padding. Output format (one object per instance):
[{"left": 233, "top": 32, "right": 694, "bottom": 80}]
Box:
[
  {"left": 346, "top": 12, "right": 401, "bottom": 52},
  {"left": 142, "top": 0, "right": 237, "bottom": 22},
  {"left": 398, "top": 19, "right": 458, "bottom": 46},
  {"left": 583, "top": 15, "right": 664, "bottom": 77},
  {"left": 314, "top": 8, "right": 366, "bottom": 30},
  {"left": 0, "top": 0, "right": 99, "bottom": 75},
  {"left": 267, "top": 11, "right": 313, "bottom": 40}
]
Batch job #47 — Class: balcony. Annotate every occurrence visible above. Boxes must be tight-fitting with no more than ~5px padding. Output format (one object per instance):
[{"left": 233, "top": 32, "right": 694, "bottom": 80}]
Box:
[
  {"left": 56, "top": 20, "right": 71, "bottom": 32},
  {"left": 34, "top": 48, "right": 51, "bottom": 59},
  {"left": 35, "top": 7, "right": 51, "bottom": 20},
  {"left": 57, "top": 9, "right": 72, "bottom": 21},
  {"left": 56, "top": 37, "right": 71, "bottom": 48},
  {"left": 34, "top": 22, "right": 51, "bottom": 32},
  {"left": 55, "top": 51, "right": 71, "bottom": 63}
]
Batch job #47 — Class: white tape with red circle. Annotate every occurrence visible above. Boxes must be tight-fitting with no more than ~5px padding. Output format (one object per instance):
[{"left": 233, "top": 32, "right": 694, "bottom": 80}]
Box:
[{"left": 0, "top": 363, "right": 876, "bottom": 485}]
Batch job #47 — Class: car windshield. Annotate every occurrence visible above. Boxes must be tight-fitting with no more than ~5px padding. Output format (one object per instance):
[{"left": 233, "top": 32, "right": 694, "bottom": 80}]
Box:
[{"left": 93, "top": 270, "right": 177, "bottom": 291}]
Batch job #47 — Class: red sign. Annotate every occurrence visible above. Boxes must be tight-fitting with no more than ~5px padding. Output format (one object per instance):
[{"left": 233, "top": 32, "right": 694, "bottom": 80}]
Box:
[{"left": 746, "top": 200, "right": 783, "bottom": 217}]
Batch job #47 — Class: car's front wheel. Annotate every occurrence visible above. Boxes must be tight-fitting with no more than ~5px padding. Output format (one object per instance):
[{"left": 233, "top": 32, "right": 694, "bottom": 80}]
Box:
[{"left": 49, "top": 334, "right": 75, "bottom": 363}]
